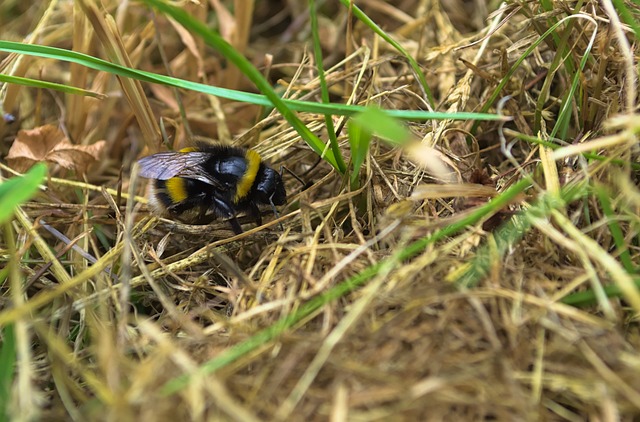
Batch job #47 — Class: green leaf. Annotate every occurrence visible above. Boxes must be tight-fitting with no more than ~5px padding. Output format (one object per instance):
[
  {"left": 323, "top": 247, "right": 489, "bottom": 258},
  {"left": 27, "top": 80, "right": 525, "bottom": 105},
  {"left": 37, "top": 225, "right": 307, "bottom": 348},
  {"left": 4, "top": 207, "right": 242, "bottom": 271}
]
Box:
[{"left": 0, "top": 164, "right": 47, "bottom": 224}]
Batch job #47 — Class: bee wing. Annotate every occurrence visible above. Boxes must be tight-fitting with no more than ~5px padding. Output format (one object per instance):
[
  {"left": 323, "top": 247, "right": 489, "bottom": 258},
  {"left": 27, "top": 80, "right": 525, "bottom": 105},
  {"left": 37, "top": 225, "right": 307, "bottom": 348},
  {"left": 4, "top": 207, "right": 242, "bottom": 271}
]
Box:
[{"left": 137, "top": 152, "right": 226, "bottom": 188}]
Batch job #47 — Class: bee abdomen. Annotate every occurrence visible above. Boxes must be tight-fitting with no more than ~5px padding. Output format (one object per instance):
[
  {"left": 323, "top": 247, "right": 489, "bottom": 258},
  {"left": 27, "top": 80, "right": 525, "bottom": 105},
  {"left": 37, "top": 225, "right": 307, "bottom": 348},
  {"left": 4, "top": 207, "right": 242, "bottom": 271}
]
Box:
[{"left": 148, "top": 179, "right": 175, "bottom": 217}]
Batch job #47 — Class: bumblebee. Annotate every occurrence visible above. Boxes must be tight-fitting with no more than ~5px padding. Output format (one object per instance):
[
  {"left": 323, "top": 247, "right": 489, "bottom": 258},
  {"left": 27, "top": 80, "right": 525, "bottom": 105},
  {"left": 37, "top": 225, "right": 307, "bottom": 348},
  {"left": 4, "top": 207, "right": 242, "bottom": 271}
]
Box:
[{"left": 137, "top": 143, "right": 286, "bottom": 234}]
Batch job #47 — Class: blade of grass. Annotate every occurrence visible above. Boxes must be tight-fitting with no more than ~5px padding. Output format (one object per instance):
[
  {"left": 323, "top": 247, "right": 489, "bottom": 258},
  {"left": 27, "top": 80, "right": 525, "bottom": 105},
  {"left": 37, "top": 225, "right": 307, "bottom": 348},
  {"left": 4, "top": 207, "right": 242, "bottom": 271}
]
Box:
[
  {"left": 0, "top": 325, "right": 16, "bottom": 422},
  {"left": 470, "top": 14, "right": 596, "bottom": 136},
  {"left": 595, "top": 184, "right": 636, "bottom": 273},
  {"left": 5, "top": 215, "right": 40, "bottom": 419},
  {"left": 503, "top": 129, "right": 640, "bottom": 171},
  {"left": 551, "top": 208, "right": 640, "bottom": 313},
  {"left": 612, "top": 0, "right": 640, "bottom": 41},
  {"left": 457, "top": 180, "right": 589, "bottom": 288},
  {"left": 160, "top": 177, "right": 533, "bottom": 395},
  {"left": 79, "top": 0, "right": 160, "bottom": 149},
  {"left": 348, "top": 108, "right": 411, "bottom": 188},
  {"left": 351, "top": 107, "right": 411, "bottom": 146},
  {"left": 0, "top": 164, "right": 47, "bottom": 225},
  {"left": 561, "top": 277, "right": 640, "bottom": 307},
  {"left": 338, "top": 0, "right": 434, "bottom": 106},
  {"left": 549, "top": 15, "right": 597, "bottom": 140},
  {"left": 347, "top": 118, "right": 371, "bottom": 189},
  {"left": 0, "top": 74, "right": 104, "bottom": 99},
  {"left": 309, "top": 0, "right": 346, "bottom": 173},
  {"left": 142, "top": 0, "right": 342, "bottom": 172},
  {"left": 533, "top": 15, "right": 578, "bottom": 134},
  {"left": 0, "top": 41, "right": 505, "bottom": 122}
]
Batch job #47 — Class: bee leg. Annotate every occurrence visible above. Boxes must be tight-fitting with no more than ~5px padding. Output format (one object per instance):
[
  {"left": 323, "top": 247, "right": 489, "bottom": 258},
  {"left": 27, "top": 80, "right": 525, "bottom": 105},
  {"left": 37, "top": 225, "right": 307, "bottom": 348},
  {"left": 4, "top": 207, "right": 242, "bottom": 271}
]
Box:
[
  {"left": 166, "top": 201, "right": 192, "bottom": 214},
  {"left": 248, "top": 202, "right": 262, "bottom": 227},
  {"left": 228, "top": 217, "right": 243, "bottom": 235},
  {"left": 268, "top": 194, "right": 284, "bottom": 231},
  {"left": 193, "top": 210, "right": 216, "bottom": 225},
  {"left": 212, "top": 197, "right": 243, "bottom": 235},
  {"left": 167, "top": 195, "right": 215, "bottom": 224},
  {"left": 166, "top": 192, "right": 207, "bottom": 214}
]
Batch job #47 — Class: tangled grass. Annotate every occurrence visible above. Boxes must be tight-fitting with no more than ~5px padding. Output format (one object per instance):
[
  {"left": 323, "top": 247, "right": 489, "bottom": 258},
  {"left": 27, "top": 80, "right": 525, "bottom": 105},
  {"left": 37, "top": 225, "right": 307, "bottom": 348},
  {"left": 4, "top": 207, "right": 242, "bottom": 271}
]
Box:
[{"left": 1, "top": 0, "right": 640, "bottom": 420}]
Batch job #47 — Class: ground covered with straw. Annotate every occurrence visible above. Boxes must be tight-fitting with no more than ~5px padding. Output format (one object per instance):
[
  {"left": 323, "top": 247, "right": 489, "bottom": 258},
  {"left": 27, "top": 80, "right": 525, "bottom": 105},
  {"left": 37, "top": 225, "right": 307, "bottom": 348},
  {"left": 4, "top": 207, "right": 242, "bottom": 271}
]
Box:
[{"left": 1, "top": 0, "right": 640, "bottom": 420}]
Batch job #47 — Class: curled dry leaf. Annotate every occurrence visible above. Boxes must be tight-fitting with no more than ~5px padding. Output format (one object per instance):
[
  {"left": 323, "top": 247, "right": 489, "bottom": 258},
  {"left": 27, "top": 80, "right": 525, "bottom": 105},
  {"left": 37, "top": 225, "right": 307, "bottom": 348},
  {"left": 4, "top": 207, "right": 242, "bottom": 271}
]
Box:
[
  {"left": 6, "top": 124, "right": 105, "bottom": 174},
  {"left": 405, "top": 143, "right": 461, "bottom": 184}
]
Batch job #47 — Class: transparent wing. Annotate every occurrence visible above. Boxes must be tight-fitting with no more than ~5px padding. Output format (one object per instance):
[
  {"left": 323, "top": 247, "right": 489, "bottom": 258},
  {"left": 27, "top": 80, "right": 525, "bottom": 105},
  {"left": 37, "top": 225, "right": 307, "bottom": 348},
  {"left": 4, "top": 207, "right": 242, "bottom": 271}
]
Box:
[{"left": 137, "top": 152, "right": 225, "bottom": 188}]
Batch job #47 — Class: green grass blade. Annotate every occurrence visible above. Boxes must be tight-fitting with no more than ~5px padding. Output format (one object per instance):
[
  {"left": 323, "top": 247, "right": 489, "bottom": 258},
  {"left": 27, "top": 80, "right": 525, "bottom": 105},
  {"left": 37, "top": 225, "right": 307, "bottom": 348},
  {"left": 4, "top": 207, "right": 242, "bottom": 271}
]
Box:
[
  {"left": 0, "top": 325, "right": 16, "bottom": 422},
  {"left": 142, "top": 0, "right": 341, "bottom": 171},
  {"left": 0, "top": 41, "right": 504, "bottom": 122},
  {"left": 160, "top": 177, "right": 533, "bottom": 395},
  {"left": 0, "top": 74, "right": 104, "bottom": 99},
  {"left": 0, "top": 164, "right": 47, "bottom": 225},
  {"left": 351, "top": 108, "right": 411, "bottom": 146},
  {"left": 338, "top": 0, "right": 434, "bottom": 106},
  {"left": 471, "top": 15, "right": 592, "bottom": 136},
  {"left": 506, "top": 131, "right": 640, "bottom": 171},
  {"left": 561, "top": 277, "right": 640, "bottom": 307},
  {"left": 309, "top": 0, "right": 346, "bottom": 173},
  {"left": 457, "top": 181, "right": 589, "bottom": 288},
  {"left": 549, "top": 16, "right": 596, "bottom": 140},
  {"left": 612, "top": 0, "right": 640, "bottom": 42},
  {"left": 348, "top": 108, "right": 410, "bottom": 187},
  {"left": 347, "top": 119, "right": 371, "bottom": 189},
  {"left": 595, "top": 185, "right": 636, "bottom": 273},
  {"left": 533, "top": 19, "right": 576, "bottom": 134}
]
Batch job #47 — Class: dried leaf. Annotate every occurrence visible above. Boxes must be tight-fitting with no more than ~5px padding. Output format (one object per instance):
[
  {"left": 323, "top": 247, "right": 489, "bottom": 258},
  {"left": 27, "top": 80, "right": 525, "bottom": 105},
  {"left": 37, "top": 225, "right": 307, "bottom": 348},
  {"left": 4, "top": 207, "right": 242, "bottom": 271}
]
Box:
[
  {"left": 405, "top": 143, "right": 461, "bottom": 184},
  {"left": 210, "top": 0, "right": 236, "bottom": 42},
  {"left": 6, "top": 124, "right": 105, "bottom": 174},
  {"left": 168, "top": 17, "right": 205, "bottom": 78}
]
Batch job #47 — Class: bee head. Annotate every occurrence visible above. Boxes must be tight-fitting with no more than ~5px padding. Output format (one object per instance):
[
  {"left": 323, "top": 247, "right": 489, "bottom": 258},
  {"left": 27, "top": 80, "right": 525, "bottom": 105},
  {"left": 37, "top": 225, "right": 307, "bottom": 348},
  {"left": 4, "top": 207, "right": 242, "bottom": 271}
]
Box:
[{"left": 255, "top": 166, "right": 287, "bottom": 205}]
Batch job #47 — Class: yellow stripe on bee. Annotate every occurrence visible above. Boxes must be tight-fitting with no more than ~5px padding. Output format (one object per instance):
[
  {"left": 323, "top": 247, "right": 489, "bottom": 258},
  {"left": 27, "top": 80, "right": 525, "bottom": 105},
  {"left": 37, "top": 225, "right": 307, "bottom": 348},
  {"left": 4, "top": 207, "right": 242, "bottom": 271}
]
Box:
[
  {"left": 165, "top": 178, "right": 188, "bottom": 202},
  {"left": 235, "top": 149, "right": 261, "bottom": 202},
  {"left": 179, "top": 147, "right": 198, "bottom": 152}
]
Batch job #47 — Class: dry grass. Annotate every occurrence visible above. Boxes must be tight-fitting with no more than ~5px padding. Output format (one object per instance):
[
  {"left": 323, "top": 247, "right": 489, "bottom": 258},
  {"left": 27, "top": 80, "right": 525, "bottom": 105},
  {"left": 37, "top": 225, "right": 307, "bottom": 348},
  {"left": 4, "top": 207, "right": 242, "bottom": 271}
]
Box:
[{"left": 1, "top": 0, "right": 640, "bottom": 420}]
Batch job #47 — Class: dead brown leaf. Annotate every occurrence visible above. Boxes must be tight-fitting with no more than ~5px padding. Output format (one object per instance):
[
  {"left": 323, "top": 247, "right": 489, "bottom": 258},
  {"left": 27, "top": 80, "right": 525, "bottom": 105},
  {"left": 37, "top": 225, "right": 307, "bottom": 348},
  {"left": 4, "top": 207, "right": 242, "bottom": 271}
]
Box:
[{"left": 6, "top": 124, "right": 105, "bottom": 174}]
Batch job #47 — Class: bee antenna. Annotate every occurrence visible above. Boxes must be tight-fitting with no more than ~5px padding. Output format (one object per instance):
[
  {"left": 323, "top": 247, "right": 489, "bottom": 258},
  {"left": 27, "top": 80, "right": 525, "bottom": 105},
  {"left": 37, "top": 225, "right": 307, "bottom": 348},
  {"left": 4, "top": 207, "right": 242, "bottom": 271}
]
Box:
[{"left": 280, "top": 165, "right": 309, "bottom": 190}]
